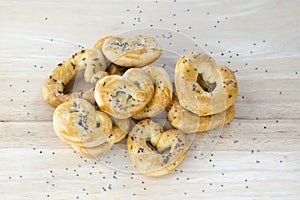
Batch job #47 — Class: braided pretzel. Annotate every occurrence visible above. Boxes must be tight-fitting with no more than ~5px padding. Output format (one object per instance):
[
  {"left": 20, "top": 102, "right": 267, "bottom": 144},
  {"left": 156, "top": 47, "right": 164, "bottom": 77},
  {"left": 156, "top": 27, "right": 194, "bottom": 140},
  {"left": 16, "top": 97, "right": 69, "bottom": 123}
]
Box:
[
  {"left": 42, "top": 48, "right": 108, "bottom": 106},
  {"left": 175, "top": 51, "right": 238, "bottom": 116},
  {"left": 53, "top": 99, "right": 130, "bottom": 157},
  {"left": 167, "top": 97, "right": 236, "bottom": 133},
  {"left": 94, "top": 68, "right": 154, "bottom": 119},
  {"left": 133, "top": 65, "right": 173, "bottom": 120},
  {"left": 127, "top": 119, "right": 188, "bottom": 176},
  {"left": 102, "top": 35, "right": 162, "bottom": 67}
]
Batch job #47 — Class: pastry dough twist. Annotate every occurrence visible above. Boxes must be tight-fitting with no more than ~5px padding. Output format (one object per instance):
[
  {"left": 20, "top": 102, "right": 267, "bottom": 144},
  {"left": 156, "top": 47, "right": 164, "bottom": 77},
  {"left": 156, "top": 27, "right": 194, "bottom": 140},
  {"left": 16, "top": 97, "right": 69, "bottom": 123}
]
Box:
[
  {"left": 133, "top": 65, "right": 173, "bottom": 119},
  {"left": 167, "top": 97, "right": 235, "bottom": 133},
  {"left": 53, "top": 99, "right": 130, "bottom": 157},
  {"left": 42, "top": 48, "right": 108, "bottom": 106},
  {"left": 102, "top": 35, "right": 162, "bottom": 67},
  {"left": 175, "top": 51, "right": 238, "bottom": 116},
  {"left": 127, "top": 119, "right": 188, "bottom": 176},
  {"left": 94, "top": 68, "right": 154, "bottom": 119}
]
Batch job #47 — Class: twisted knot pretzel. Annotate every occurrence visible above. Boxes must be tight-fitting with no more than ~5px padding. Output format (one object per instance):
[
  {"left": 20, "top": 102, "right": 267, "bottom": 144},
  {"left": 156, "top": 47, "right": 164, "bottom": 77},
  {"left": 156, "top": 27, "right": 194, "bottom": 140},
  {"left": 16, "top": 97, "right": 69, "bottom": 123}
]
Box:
[
  {"left": 94, "top": 68, "right": 154, "bottom": 119},
  {"left": 42, "top": 48, "right": 108, "bottom": 106},
  {"left": 127, "top": 119, "right": 188, "bottom": 176},
  {"left": 175, "top": 51, "right": 238, "bottom": 116},
  {"left": 167, "top": 97, "right": 236, "bottom": 133},
  {"left": 133, "top": 65, "right": 173, "bottom": 120},
  {"left": 53, "top": 99, "right": 130, "bottom": 157},
  {"left": 102, "top": 35, "right": 162, "bottom": 67}
]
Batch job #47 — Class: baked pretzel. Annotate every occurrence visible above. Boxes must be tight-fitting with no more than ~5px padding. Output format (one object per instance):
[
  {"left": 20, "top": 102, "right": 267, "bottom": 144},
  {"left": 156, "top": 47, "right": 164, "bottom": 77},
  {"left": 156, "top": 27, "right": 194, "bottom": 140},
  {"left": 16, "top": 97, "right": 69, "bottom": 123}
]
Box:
[
  {"left": 53, "top": 99, "right": 130, "bottom": 157},
  {"left": 94, "top": 68, "right": 154, "bottom": 119},
  {"left": 71, "top": 117, "right": 130, "bottom": 157},
  {"left": 127, "top": 119, "right": 188, "bottom": 176},
  {"left": 42, "top": 48, "right": 108, "bottom": 106},
  {"left": 133, "top": 65, "right": 173, "bottom": 120},
  {"left": 102, "top": 35, "right": 162, "bottom": 67},
  {"left": 167, "top": 97, "right": 236, "bottom": 133},
  {"left": 71, "top": 141, "right": 113, "bottom": 157},
  {"left": 53, "top": 99, "right": 112, "bottom": 148},
  {"left": 175, "top": 51, "right": 238, "bottom": 116}
]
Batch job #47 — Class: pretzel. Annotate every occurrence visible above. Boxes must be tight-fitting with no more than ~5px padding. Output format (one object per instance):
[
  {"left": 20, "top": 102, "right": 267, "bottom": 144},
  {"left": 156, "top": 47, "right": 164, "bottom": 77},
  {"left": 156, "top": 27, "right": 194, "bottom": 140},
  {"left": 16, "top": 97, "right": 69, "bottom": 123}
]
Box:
[
  {"left": 71, "top": 117, "right": 130, "bottom": 157},
  {"left": 133, "top": 65, "right": 173, "bottom": 120},
  {"left": 102, "top": 35, "right": 162, "bottom": 67},
  {"left": 53, "top": 99, "right": 131, "bottom": 157},
  {"left": 53, "top": 99, "right": 112, "bottom": 148},
  {"left": 127, "top": 119, "right": 188, "bottom": 176},
  {"left": 71, "top": 118, "right": 130, "bottom": 157},
  {"left": 167, "top": 97, "right": 236, "bottom": 133},
  {"left": 94, "top": 68, "right": 154, "bottom": 119},
  {"left": 175, "top": 51, "right": 238, "bottom": 116},
  {"left": 71, "top": 141, "right": 113, "bottom": 157},
  {"left": 42, "top": 48, "right": 108, "bottom": 106}
]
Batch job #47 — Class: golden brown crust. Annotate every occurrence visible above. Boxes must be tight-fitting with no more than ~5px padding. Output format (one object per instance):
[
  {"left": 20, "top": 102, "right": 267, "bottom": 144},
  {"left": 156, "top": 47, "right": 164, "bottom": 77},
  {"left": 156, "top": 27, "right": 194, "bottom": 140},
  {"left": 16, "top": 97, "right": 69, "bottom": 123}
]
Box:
[
  {"left": 70, "top": 117, "right": 130, "bottom": 157},
  {"left": 71, "top": 142, "right": 113, "bottom": 157},
  {"left": 42, "top": 48, "right": 108, "bottom": 106},
  {"left": 102, "top": 35, "right": 162, "bottom": 67},
  {"left": 167, "top": 97, "right": 236, "bottom": 133},
  {"left": 107, "top": 117, "right": 131, "bottom": 143},
  {"left": 127, "top": 119, "right": 188, "bottom": 176},
  {"left": 93, "top": 35, "right": 113, "bottom": 51},
  {"left": 53, "top": 99, "right": 131, "bottom": 157},
  {"left": 175, "top": 51, "right": 238, "bottom": 116},
  {"left": 53, "top": 99, "right": 113, "bottom": 147},
  {"left": 94, "top": 68, "right": 154, "bottom": 119},
  {"left": 133, "top": 65, "right": 173, "bottom": 120}
]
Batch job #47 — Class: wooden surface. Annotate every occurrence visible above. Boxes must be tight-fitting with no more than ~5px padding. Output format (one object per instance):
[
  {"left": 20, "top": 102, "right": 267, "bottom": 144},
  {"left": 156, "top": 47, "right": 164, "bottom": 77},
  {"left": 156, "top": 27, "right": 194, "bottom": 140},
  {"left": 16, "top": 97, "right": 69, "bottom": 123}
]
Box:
[{"left": 1, "top": 0, "right": 300, "bottom": 199}]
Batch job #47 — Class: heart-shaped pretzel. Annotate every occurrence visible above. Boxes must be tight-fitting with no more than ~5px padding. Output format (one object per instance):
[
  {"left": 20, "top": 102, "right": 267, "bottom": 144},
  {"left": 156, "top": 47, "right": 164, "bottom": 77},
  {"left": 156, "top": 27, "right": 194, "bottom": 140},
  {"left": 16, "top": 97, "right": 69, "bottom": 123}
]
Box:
[
  {"left": 127, "top": 119, "right": 188, "bottom": 176},
  {"left": 42, "top": 48, "right": 108, "bottom": 106},
  {"left": 102, "top": 35, "right": 162, "bottom": 67},
  {"left": 175, "top": 51, "right": 238, "bottom": 116},
  {"left": 133, "top": 65, "right": 173, "bottom": 120},
  {"left": 53, "top": 99, "right": 112, "bottom": 148},
  {"left": 53, "top": 99, "right": 130, "bottom": 157},
  {"left": 94, "top": 68, "right": 154, "bottom": 119},
  {"left": 167, "top": 97, "right": 236, "bottom": 133}
]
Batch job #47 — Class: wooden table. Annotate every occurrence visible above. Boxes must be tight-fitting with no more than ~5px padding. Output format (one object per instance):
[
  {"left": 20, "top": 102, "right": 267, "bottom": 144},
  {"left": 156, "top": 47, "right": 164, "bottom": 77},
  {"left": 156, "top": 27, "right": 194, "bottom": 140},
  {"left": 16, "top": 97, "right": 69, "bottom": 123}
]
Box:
[{"left": 1, "top": 0, "right": 299, "bottom": 199}]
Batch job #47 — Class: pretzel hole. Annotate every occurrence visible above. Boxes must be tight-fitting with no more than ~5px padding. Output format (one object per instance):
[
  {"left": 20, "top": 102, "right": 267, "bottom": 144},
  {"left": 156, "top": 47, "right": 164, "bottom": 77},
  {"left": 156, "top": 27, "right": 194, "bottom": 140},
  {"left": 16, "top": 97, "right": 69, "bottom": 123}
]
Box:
[
  {"left": 145, "top": 140, "right": 171, "bottom": 156},
  {"left": 197, "top": 73, "right": 216, "bottom": 92},
  {"left": 64, "top": 71, "right": 94, "bottom": 93},
  {"left": 146, "top": 140, "right": 157, "bottom": 152}
]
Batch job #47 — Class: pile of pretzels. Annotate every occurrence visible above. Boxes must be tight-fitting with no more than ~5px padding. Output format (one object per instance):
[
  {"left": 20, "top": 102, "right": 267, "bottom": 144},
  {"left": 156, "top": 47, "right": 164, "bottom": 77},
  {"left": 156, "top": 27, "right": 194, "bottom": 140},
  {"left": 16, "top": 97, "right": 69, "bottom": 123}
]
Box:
[{"left": 42, "top": 35, "right": 238, "bottom": 176}]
